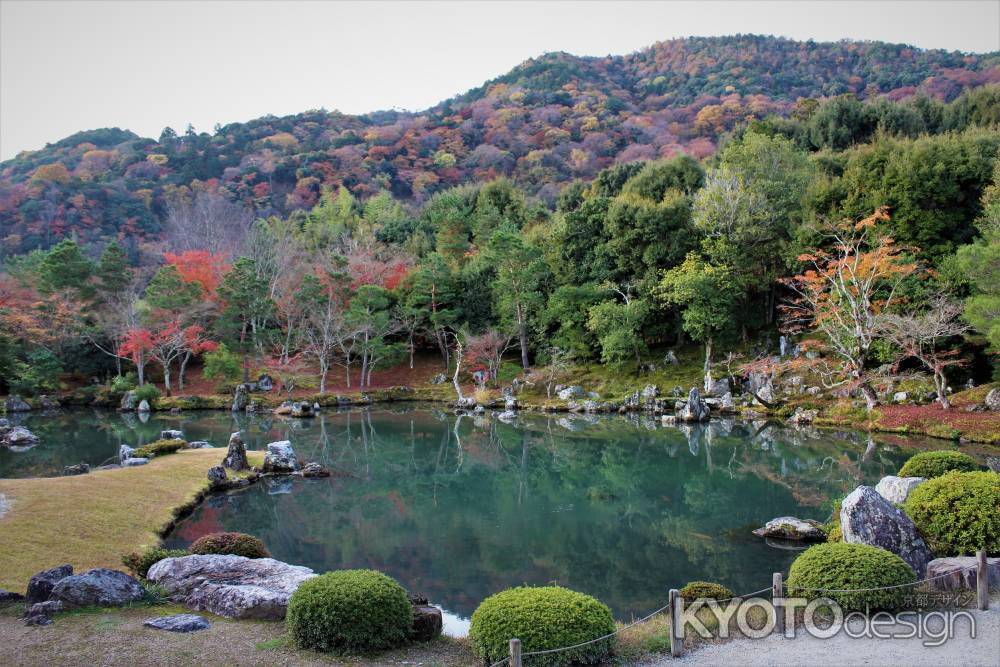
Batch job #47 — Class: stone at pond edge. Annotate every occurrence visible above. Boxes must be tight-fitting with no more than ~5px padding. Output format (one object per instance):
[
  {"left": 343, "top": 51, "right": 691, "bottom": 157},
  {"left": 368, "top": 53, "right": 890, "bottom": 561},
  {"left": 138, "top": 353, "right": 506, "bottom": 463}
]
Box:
[
  {"left": 223, "top": 431, "right": 249, "bottom": 470},
  {"left": 874, "top": 476, "right": 926, "bottom": 505},
  {"left": 263, "top": 440, "right": 299, "bottom": 473},
  {"left": 840, "top": 485, "right": 933, "bottom": 577},
  {"left": 2, "top": 426, "right": 40, "bottom": 446},
  {"left": 300, "top": 462, "right": 330, "bottom": 478},
  {"left": 5, "top": 395, "right": 31, "bottom": 412},
  {"left": 753, "top": 516, "right": 827, "bottom": 542},
  {"left": 925, "top": 556, "right": 1000, "bottom": 592},
  {"left": 411, "top": 604, "right": 443, "bottom": 641},
  {"left": 119, "top": 444, "right": 134, "bottom": 464},
  {"left": 49, "top": 568, "right": 145, "bottom": 608},
  {"left": 232, "top": 384, "right": 249, "bottom": 412},
  {"left": 290, "top": 401, "right": 313, "bottom": 418},
  {"left": 147, "top": 554, "right": 316, "bottom": 620},
  {"left": 62, "top": 463, "right": 90, "bottom": 476},
  {"left": 207, "top": 465, "right": 227, "bottom": 485},
  {"left": 26, "top": 564, "right": 72, "bottom": 604},
  {"left": 187, "top": 440, "right": 212, "bottom": 449},
  {"left": 137, "top": 399, "right": 150, "bottom": 413},
  {"left": 119, "top": 390, "right": 138, "bottom": 411},
  {"left": 123, "top": 457, "right": 149, "bottom": 467},
  {"left": 676, "top": 387, "right": 710, "bottom": 422},
  {"left": 161, "top": 429, "right": 184, "bottom": 440},
  {"left": 143, "top": 613, "right": 211, "bottom": 632}
]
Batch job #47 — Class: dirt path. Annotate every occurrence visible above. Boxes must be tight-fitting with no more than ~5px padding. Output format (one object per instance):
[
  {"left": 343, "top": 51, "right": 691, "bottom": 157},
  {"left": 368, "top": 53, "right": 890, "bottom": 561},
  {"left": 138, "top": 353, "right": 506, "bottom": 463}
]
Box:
[{"left": 644, "top": 596, "right": 1000, "bottom": 667}]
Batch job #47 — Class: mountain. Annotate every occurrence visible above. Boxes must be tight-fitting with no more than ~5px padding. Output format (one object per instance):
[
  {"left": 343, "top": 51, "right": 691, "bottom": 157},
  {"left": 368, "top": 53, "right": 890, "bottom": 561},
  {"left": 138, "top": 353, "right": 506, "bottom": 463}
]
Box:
[{"left": 1, "top": 34, "right": 998, "bottom": 256}]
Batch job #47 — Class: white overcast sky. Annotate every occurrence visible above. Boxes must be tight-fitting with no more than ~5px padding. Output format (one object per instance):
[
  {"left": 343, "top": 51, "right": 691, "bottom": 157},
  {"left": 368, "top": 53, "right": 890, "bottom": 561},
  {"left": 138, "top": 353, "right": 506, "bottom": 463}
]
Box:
[{"left": 1, "top": 0, "right": 998, "bottom": 160}]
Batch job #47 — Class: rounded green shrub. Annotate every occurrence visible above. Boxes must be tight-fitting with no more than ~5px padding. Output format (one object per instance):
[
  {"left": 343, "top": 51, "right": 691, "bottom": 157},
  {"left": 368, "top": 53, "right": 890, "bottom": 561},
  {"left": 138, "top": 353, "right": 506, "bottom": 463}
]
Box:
[
  {"left": 680, "top": 581, "right": 734, "bottom": 603},
  {"left": 787, "top": 542, "right": 916, "bottom": 611},
  {"left": 898, "top": 451, "right": 979, "bottom": 478},
  {"left": 286, "top": 570, "right": 412, "bottom": 653},
  {"left": 189, "top": 532, "right": 270, "bottom": 558},
  {"left": 469, "top": 586, "right": 615, "bottom": 667},
  {"left": 826, "top": 525, "right": 843, "bottom": 543},
  {"left": 903, "top": 471, "right": 1000, "bottom": 556},
  {"left": 122, "top": 546, "right": 190, "bottom": 578},
  {"left": 132, "top": 384, "right": 161, "bottom": 403}
]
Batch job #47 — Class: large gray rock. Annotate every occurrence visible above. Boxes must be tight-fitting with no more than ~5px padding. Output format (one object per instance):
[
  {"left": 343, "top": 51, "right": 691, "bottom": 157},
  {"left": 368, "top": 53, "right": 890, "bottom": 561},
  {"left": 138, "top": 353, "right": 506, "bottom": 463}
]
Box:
[
  {"left": 676, "top": 388, "right": 710, "bottom": 422},
  {"left": 257, "top": 374, "right": 274, "bottom": 392},
  {"left": 840, "top": 486, "right": 933, "bottom": 577},
  {"left": 232, "top": 384, "right": 249, "bottom": 412},
  {"left": 207, "top": 465, "right": 228, "bottom": 485},
  {"left": 137, "top": 399, "right": 150, "bottom": 413},
  {"left": 26, "top": 564, "right": 73, "bottom": 603},
  {"left": 925, "top": 556, "right": 1000, "bottom": 592},
  {"left": 49, "top": 568, "right": 145, "bottom": 608},
  {"left": 708, "top": 378, "right": 730, "bottom": 397},
  {"left": 2, "top": 426, "right": 39, "bottom": 447},
  {"left": 753, "top": 516, "right": 827, "bottom": 542},
  {"left": 557, "top": 385, "right": 584, "bottom": 400},
  {"left": 119, "top": 444, "right": 134, "bottom": 464},
  {"left": 875, "top": 475, "right": 927, "bottom": 505},
  {"left": 290, "top": 401, "right": 313, "bottom": 418},
  {"left": 160, "top": 429, "right": 184, "bottom": 440},
  {"left": 5, "top": 395, "right": 31, "bottom": 412},
  {"left": 263, "top": 440, "right": 299, "bottom": 473},
  {"left": 984, "top": 388, "right": 1000, "bottom": 411},
  {"left": 147, "top": 554, "right": 316, "bottom": 620},
  {"left": 143, "top": 613, "right": 211, "bottom": 632},
  {"left": 223, "top": 432, "right": 249, "bottom": 470},
  {"left": 411, "top": 603, "right": 443, "bottom": 641},
  {"left": 123, "top": 457, "right": 149, "bottom": 467},
  {"left": 119, "top": 390, "right": 138, "bottom": 411}
]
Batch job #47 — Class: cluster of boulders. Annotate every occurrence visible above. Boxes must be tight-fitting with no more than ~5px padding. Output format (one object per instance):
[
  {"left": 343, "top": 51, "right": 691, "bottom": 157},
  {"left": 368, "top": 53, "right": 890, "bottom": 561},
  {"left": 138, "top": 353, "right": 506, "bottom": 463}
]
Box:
[
  {"left": 0, "top": 417, "right": 39, "bottom": 449},
  {"left": 213, "top": 431, "right": 329, "bottom": 489},
  {"left": 274, "top": 400, "right": 318, "bottom": 418}
]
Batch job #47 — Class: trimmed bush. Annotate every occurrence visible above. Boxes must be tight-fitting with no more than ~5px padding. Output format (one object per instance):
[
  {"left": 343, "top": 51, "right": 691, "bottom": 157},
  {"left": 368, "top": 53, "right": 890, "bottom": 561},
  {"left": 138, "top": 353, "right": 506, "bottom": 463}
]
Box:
[
  {"left": 133, "top": 384, "right": 161, "bottom": 403},
  {"left": 898, "top": 451, "right": 979, "bottom": 478},
  {"left": 469, "top": 586, "right": 615, "bottom": 667},
  {"left": 680, "top": 581, "right": 734, "bottom": 603},
  {"left": 286, "top": 570, "right": 412, "bottom": 653},
  {"left": 132, "top": 438, "right": 187, "bottom": 458},
  {"left": 189, "top": 532, "right": 270, "bottom": 558},
  {"left": 903, "top": 471, "right": 1000, "bottom": 556},
  {"left": 122, "top": 546, "right": 190, "bottom": 578},
  {"left": 826, "top": 525, "right": 843, "bottom": 542},
  {"left": 787, "top": 542, "right": 916, "bottom": 611}
]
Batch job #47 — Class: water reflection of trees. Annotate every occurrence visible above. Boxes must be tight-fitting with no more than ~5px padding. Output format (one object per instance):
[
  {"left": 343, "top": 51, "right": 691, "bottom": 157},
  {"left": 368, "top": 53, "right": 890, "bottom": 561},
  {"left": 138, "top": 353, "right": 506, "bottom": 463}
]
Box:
[{"left": 165, "top": 408, "right": 910, "bottom": 620}]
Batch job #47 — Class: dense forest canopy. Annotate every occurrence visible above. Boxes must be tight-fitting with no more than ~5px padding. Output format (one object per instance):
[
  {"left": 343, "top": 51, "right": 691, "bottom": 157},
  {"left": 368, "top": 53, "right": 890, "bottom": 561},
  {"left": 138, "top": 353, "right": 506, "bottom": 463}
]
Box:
[{"left": 1, "top": 34, "right": 999, "bottom": 404}]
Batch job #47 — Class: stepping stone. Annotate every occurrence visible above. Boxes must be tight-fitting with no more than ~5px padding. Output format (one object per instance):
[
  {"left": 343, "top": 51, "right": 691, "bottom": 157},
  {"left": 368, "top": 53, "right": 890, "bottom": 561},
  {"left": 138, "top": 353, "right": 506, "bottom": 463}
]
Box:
[{"left": 143, "top": 613, "right": 211, "bottom": 632}]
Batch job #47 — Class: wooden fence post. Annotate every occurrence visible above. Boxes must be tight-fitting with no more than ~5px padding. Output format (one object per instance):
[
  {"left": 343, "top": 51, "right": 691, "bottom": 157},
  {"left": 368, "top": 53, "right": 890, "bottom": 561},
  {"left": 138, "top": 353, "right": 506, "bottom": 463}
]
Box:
[
  {"left": 509, "top": 638, "right": 522, "bottom": 667},
  {"left": 669, "top": 588, "right": 684, "bottom": 657},
  {"left": 977, "top": 550, "right": 989, "bottom": 611},
  {"left": 773, "top": 572, "right": 784, "bottom": 635}
]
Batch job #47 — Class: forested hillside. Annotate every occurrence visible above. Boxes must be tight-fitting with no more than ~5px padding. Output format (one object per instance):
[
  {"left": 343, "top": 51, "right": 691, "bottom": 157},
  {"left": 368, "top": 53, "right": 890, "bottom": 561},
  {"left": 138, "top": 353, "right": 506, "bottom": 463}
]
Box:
[
  {"left": 2, "top": 34, "right": 999, "bottom": 256},
  {"left": 2, "top": 34, "right": 999, "bottom": 407}
]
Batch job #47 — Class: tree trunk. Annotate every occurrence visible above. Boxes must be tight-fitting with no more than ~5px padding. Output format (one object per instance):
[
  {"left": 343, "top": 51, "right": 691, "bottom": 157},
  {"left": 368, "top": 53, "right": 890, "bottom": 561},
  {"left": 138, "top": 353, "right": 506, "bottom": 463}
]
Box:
[
  {"left": 408, "top": 331, "right": 415, "bottom": 369},
  {"left": 242, "top": 353, "right": 250, "bottom": 383},
  {"left": 518, "top": 313, "right": 529, "bottom": 371},
  {"left": 934, "top": 368, "right": 951, "bottom": 409},
  {"left": 860, "top": 381, "right": 880, "bottom": 410},
  {"left": 163, "top": 363, "right": 172, "bottom": 397},
  {"left": 179, "top": 351, "right": 191, "bottom": 391},
  {"left": 137, "top": 361, "right": 145, "bottom": 386},
  {"left": 703, "top": 337, "right": 714, "bottom": 394},
  {"left": 320, "top": 363, "right": 328, "bottom": 395}
]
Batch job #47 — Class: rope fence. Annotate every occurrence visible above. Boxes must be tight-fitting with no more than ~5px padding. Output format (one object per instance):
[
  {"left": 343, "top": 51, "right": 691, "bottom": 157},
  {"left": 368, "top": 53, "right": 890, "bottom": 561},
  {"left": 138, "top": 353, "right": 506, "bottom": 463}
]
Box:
[{"left": 497, "top": 551, "right": 992, "bottom": 666}]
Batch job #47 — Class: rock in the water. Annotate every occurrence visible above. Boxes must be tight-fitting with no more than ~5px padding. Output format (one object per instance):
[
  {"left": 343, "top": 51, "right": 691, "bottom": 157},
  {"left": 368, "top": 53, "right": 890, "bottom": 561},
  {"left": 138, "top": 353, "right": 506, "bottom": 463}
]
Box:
[
  {"left": 207, "top": 465, "right": 228, "bottom": 485},
  {"left": 119, "top": 444, "right": 134, "bottom": 464},
  {"left": 50, "top": 568, "right": 145, "bottom": 608},
  {"left": 641, "top": 385, "right": 659, "bottom": 400},
  {"left": 232, "top": 384, "right": 250, "bottom": 412},
  {"left": 223, "top": 432, "right": 249, "bottom": 471},
  {"left": 676, "top": 388, "right": 710, "bottom": 422},
  {"left": 0, "top": 589, "right": 25, "bottom": 604},
  {"left": 263, "top": 440, "right": 299, "bottom": 473},
  {"left": 788, "top": 407, "right": 818, "bottom": 425},
  {"left": 504, "top": 396, "right": 518, "bottom": 410},
  {"left": 27, "top": 564, "right": 73, "bottom": 604},
  {"left": 290, "top": 401, "right": 313, "bottom": 418},
  {"left": 2, "top": 426, "right": 40, "bottom": 447},
  {"left": 718, "top": 392, "right": 735, "bottom": 413},
  {"left": 874, "top": 476, "right": 927, "bottom": 505},
  {"left": 147, "top": 554, "right": 316, "bottom": 620},
  {"left": 257, "top": 374, "right": 274, "bottom": 392},
  {"left": 840, "top": 486, "right": 933, "bottom": 577},
  {"left": 123, "top": 457, "right": 149, "bottom": 467},
  {"left": 557, "top": 385, "right": 584, "bottom": 400},
  {"left": 753, "top": 516, "right": 827, "bottom": 542},
  {"left": 62, "top": 463, "right": 90, "bottom": 476},
  {"left": 160, "top": 429, "right": 184, "bottom": 440},
  {"left": 137, "top": 399, "right": 150, "bottom": 413},
  {"left": 143, "top": 613, "right": 211, "bottom": 632},
  {"left": 274, "top": 401, "right": 293, "bottom": 416},
  {"left": 6, "top": 395, "right": 31, "bottom": 412},
  {"left": 300, "top": 462, "right": 330, "bottom": 478},
  {"left": 119, "top": 390, "right": 138, "bottom": 411},
  {"left": 925, "top": 556, "right": 1000, "bottom": 592},
  {"left": 411, "top": 604, "right": 443, "bottom": 641},
  {"left": 187, "top": 440, "right": 212, "bottom": 449}
]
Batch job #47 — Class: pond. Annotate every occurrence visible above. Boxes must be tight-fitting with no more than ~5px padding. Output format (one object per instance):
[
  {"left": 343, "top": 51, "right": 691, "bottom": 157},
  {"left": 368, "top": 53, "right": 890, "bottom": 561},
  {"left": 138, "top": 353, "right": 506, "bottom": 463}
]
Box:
[{"left": 5, "top": 406, "right": 919, "bottom": 634}]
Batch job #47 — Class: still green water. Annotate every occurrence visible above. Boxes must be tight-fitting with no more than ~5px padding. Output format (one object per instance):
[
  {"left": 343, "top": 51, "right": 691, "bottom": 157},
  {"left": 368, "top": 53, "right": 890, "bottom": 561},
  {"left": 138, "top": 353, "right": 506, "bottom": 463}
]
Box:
[{"left": 3, "top": 406, "right": 915, "bottom": 633}]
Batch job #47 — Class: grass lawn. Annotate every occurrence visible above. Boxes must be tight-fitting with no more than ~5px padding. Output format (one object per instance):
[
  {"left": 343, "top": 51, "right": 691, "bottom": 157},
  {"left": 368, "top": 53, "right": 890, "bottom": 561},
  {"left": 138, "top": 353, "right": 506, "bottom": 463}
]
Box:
[{"left": 0, "top": 448, "right": 263, "bottom": 592}]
